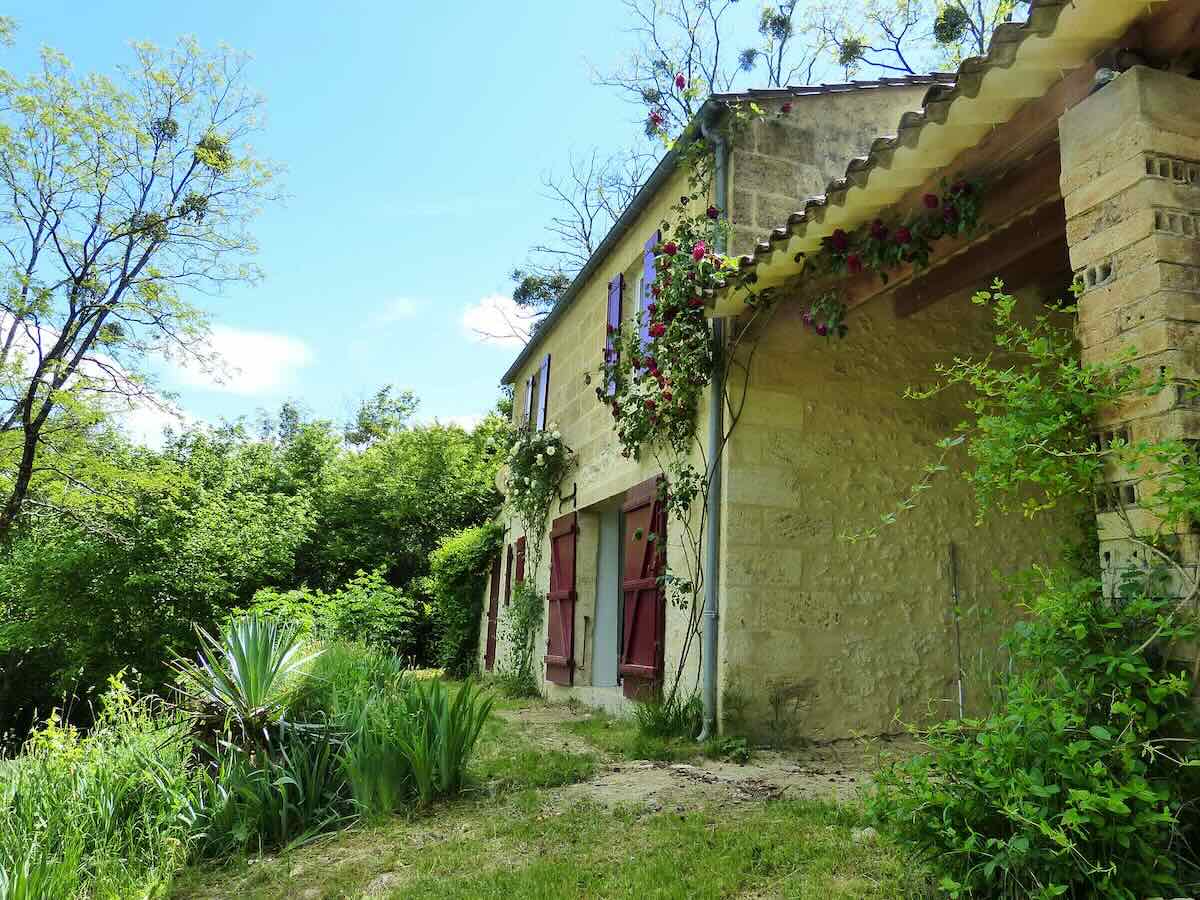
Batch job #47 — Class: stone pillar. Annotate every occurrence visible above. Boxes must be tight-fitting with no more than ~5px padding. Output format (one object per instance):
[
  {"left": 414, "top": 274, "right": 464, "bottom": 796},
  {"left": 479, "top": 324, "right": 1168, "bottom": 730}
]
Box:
[{"left": 1059, "top": 66, "right": 1200, "bottom": 600}]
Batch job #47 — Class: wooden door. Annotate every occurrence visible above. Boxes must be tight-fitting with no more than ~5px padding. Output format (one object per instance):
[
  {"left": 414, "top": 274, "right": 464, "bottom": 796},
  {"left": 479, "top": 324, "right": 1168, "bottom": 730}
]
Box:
[
  {"left": 545, "top": 513, "right": 577, "bottom": 685},
  {"left": 483, "top": 553, "right": 501, "bottom": 671},
  {"left": 619, "top": 476, "right": 665, "bottom": 699}
]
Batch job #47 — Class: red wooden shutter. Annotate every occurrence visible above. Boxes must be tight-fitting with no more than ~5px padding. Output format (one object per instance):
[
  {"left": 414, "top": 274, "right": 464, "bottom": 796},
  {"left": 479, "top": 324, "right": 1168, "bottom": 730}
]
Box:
[
  {"left": 640, "top": 231, "right": 660, "bottom": 352},
  {"left": 545, "top": 512, "right": 577, "bottom": 685},
  {"left": 605, "top": 274, "right": 624, "bottom": 396},
  {"left": 619, "top": 475, "right": 666, "bottom": 698},
  {"left": 536, "top": 353, "right": 551, "bottom": 430},
  {"left": 503, "top": 543, "right": 514, "bottom": 606},
  {"left": 515, "top": 535, "right": 526, "bottom": 583},
  {"left": 484, "top": 553, "right": 502, "bottom": 671}
]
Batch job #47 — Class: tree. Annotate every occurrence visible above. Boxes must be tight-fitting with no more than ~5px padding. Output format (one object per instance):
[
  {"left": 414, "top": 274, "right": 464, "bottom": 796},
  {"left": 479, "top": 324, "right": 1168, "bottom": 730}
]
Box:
[
  {"left": 344, "top": 384, "right": 418, "bottom": 447},
  {"left": 0, "top": 36, "right": 276, "bottom": 541},
  {"left": 817, "top": 0, "right": 1032, "bottom": 77}
]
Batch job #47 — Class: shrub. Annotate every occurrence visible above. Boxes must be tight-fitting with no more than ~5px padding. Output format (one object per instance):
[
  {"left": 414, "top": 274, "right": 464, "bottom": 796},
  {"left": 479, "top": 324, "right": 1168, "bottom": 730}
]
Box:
[
  {"left": 427, "top": 522, "right": 504, "bottom": 677},
  {"left": 869, "top": 569, "right": 1200, "bottom": 899},
  {"left": 248, "top": 568, "right": 430, "bottom": 660}
]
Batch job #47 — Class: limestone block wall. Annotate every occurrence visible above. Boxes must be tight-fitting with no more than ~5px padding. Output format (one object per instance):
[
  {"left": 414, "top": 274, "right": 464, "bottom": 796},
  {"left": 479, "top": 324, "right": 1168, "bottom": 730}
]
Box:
[
  {"left": 1059, "top": 66, "right": 1200, "bottom": 598},
  {"left": 718, "top": 287, "right": 1075, "bottom": 740},
  {"left": 728, "top": 86, "right": 930, "bottom": 256}
]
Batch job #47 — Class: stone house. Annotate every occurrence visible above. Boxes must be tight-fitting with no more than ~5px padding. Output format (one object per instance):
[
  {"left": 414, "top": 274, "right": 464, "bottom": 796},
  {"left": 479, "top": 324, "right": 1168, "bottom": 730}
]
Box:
[{"left": 479, "top": 0, "right": 1200, "bottom": 741}]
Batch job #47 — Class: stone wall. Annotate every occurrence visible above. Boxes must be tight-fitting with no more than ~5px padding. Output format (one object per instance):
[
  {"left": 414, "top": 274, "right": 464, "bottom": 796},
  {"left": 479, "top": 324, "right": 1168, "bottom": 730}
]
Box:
[
  {"left": 1059, "top": 66, "right": 1200, "bottom": 599},
  {"left": 719, "top": 286, "right": 1076, "bottom": 740},
  {"left": 728, "top": 86, "right": 931, "bottom": 256}
]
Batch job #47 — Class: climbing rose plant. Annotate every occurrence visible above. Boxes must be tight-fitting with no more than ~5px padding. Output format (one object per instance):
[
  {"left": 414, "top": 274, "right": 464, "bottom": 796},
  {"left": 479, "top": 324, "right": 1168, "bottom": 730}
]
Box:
[
  {"left": 504, "top": 424, "right": 574, "bottom": 528},
  {"left": 599, "top": 203, "right": 743, "bottom": 457},
  {"left": 808, "top": 178, "right": 983, "bottom": 284}
]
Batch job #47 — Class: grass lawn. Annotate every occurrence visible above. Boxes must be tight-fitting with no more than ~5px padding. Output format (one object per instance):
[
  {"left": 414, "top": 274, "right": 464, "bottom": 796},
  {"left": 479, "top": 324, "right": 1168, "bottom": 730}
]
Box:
[{"left": 173, "top": 697, "right": 929, "bottom": 900}]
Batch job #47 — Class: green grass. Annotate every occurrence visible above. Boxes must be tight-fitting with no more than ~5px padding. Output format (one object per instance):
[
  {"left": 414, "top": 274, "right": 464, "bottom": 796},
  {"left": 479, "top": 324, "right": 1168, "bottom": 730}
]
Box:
[
  {"left": 468, "top": 714, "right": 597, "bottom": 794},
  {"left": 171, "top": 793, "right": 928, "bottom": 899},
  {"left": 563, "top": 709, "right": 701, "bottom": 762}
]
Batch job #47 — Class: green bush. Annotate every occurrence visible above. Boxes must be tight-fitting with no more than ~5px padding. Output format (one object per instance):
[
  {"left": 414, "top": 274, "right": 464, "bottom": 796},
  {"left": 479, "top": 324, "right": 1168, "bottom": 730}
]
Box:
[
  {"left": 427, "top": 522, "right": 504, "bottom": 677},
  {"left": 869, "top": 570, "right": 1200, "bottom": 899},
  {"left": 634, "top": 692, "right": 703, "bottom": 739},
  {"left": 248, "top": 568, "right": 430, "bottom": 660}
]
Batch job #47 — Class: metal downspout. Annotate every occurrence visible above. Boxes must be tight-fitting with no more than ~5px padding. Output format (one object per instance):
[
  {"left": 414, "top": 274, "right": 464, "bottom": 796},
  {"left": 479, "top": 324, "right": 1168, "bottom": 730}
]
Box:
[{"left": 697, "top": 116, "right": 727, "bottom": 741}]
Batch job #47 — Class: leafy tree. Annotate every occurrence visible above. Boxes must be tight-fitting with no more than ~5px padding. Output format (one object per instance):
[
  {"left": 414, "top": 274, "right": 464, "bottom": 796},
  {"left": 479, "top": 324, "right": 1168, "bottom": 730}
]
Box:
[
  {"left": 344, "top": 385, "right": 418, "bottom": 447},
  {"left": 0, "top": 36, "right": 276, "bottom": 540}
]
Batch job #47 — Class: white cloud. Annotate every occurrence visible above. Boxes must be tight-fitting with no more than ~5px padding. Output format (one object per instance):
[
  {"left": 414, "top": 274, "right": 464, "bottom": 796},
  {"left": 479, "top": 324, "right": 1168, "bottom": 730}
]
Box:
[
  {"left": 460, "top": 294, "right": 531, "bottom": 348},
  {"left": 374, "top": 297, "right": 423, "bottom": 323},
  {"left": 175, "top": 325, "right": 313, "bottom": 395},
  {"left": 113, "top": 398, "right": 189, "bottom": 448}
]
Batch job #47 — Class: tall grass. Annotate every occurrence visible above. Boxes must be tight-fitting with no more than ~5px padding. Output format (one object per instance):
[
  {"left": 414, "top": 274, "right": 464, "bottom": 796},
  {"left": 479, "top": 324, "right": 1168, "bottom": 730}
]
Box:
[
  {"left": 0, "top": 675, "right": 192, "bottom": 899},
  {"left": 0, "top": 630, "right": 496, "bottom": 898}
]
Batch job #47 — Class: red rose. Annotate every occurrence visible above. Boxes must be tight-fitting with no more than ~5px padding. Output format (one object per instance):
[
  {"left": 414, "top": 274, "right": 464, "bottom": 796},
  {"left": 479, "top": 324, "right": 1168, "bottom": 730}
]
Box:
[
  {"left": 691, "top": 240, "right": 706, "bottom": 261},
  {"left": 943, "top": 204, "right": 959, "bottom": 225},
  {"left": 846, "top": 253, "right": 864, "bottom": 274},
  {"left": 645, "top": 356, "right": 657, "bottom": 369},
  {"left": 706, "top": 205, "right": 719, "bottom": 220},
  {"left": 647, "top": 303, "right": 657, "bottom": 315},
  {"left": 830, "top": 228, "right": 849, "bottom": 252},
  {"left": 687, "top": 297, "right": 704, "bottom": 309},
  {"left": 649, "top": 110, "right": 664, "bottom": 128},
  {"left": 649, "top": 323, "right": 666, "bottom": 338},
  {"left": 606, "top": 324, "right": 614, "bottom": 335},
  {"left": 894, "top": 226, "right": 912, "bottom": 245},
  {"left": 869, "top": 219, "right": 888, "bottom": 241},
  {"left": 645, "top": 398, "right": 656, "bottom": 409},
  {"left": 923, "top": 193, "right": 939, "bottom": 209},
  {"left": 780, "top": 102, "right": 793, "bottom": 114},
  {"left": 675, "top": 72, "right": 686, "bottom": 90},
  {"left": 951, "top": 179, "right": 971, "bottom": 196},
  {"left": 663, "top": 241, "right": 678, "bottom": 256},
  {"left": 662, "top": 390, "right": 673, "bottom": 401}
]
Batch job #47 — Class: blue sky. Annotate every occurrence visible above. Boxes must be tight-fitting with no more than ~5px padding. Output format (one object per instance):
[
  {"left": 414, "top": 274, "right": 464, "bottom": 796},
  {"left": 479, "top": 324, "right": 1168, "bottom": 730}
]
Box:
[{"left": 8, "top": 1, "right": 774, "bottom": 439}]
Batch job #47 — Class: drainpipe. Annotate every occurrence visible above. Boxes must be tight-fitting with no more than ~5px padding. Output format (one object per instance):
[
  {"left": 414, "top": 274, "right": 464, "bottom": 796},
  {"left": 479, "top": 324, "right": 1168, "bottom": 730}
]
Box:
[{"left": 697, "top": 114, "right": 727, "bottom": 741}]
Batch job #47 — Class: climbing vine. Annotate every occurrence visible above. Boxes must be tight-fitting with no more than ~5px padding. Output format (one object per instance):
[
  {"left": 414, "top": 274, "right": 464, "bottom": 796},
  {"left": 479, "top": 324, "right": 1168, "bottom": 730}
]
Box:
[{"left": 498, "top": 424, "right": 575, "bottom": 695}]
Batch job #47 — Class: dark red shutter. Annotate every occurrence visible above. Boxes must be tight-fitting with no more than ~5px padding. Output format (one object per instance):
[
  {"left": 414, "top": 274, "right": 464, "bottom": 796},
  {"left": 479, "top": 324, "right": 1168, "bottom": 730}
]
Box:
[
  {"left": 641, "top": 231, "right": 660, "bottom": 352},
  {"left": 536, "top": 354, "right": 551, "bottom": 431},
  {"left": 484, "top": 553, "right": 502, "bottom": 671},
  {"left": 545, "top": 512, "right": 577, "bottom": 685},
  {"left": 515, "top": 536, "right": 526, "bottom": 583},
  {"left": 503, "top": 543, "right": 514, "bottom": 606},
  {"left": 605, "top": 274, "right": 624, "bottom": 396},
  {"left": 619, "top": 475, "right": 666, "bottom": 698}
]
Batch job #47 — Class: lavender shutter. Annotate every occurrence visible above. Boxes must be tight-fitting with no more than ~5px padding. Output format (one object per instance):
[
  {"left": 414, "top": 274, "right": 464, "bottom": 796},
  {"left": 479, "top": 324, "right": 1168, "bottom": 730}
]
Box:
[
  {"left": 524, "top": 374, "right": 535, "bottom": 427},
  {"left": 536, "top": 353, "right": 551, "bottom": 430},
  {"left": 641, "top": 230, "right": 660, "bottom": 353},
  {"left": 605, "top": 274, "right": 623, "bottom": 396}
]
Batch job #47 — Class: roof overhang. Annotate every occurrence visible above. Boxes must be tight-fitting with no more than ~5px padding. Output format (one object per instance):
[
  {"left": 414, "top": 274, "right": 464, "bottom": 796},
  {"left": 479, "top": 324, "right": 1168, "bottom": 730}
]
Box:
[{"left": 712, "top": 0, "right": 1173, "bottom": 318}]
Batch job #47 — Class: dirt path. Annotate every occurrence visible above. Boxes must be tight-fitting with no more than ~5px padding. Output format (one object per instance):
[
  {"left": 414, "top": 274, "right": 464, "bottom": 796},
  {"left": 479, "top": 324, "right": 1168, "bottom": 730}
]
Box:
[{"left": 498, "top": 701, "right": 886, "bottom": 813}]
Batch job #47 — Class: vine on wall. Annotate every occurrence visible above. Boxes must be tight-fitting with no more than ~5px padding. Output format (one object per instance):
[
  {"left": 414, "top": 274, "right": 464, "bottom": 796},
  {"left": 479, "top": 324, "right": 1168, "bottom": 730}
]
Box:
[{"left": 497, "top": 425, "right": 574, "bottom": 695}]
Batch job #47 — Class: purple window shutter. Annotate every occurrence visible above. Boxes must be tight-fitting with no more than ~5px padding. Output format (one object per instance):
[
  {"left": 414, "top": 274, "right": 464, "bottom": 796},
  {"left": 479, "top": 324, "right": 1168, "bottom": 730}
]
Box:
[
  {"left": 605, "top": 274, "right": 623, "bottom": 395},
  {"left": 641, "top": 230, "right": 660, "bottom": 352},
  {"left": 536, "top": 354, "right": 551, "bottom": 430}
]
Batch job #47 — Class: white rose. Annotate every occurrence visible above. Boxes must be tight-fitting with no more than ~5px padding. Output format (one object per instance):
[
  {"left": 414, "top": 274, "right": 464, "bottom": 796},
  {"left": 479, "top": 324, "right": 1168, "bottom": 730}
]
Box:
[
  {"left": 536, "top": 454, "right": 545, "bottom": 465},
  {"left": 524, "top": 477, "right": 531, "bottom": 485},
  {"left": 553, "top": 430, "right": 562, "bottom": 440},
  {"left": 546, "top": 445, "right": 556, "bottom": 457}
]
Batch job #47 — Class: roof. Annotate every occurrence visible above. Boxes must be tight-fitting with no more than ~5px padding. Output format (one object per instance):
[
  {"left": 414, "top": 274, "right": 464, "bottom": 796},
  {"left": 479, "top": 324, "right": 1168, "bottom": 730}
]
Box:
[
  {"left": 500, "top": 75, "right": 953, "bottom": 386},
  {"left": 717, "top": 0, "right": 1171, "bottom": 313}
]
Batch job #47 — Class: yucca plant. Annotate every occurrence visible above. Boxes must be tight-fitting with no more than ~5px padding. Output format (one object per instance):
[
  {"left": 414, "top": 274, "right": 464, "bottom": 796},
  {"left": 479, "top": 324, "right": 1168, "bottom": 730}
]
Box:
[{"left": 172, "top": 616, "right": 320, "bottom": 751}]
